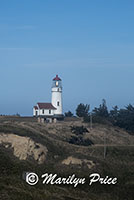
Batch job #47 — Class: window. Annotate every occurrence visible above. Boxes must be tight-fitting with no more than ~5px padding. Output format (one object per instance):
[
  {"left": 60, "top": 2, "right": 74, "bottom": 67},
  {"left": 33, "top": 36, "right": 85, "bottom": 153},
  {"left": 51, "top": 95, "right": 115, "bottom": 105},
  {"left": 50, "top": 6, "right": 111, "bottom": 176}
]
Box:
[
  {"left": 57, "top": 101, "right": 59, "bottom": 106},
  {"left": 49, "top": 110, "right": 51, "bottom": 114},
  {"left": 42, "top": 109, "right": 45, "bottom": 114}
]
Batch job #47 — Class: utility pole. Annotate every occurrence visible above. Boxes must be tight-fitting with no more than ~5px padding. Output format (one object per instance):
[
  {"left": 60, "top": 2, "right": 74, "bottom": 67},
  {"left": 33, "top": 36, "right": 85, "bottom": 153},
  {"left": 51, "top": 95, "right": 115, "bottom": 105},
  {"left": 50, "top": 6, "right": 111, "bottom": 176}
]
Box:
[
  {"left": 104, "top": 131, "right": 106, "bottom": 159},
  {"left": 90, "top": 112, "right": 92, "bottom": 130}
]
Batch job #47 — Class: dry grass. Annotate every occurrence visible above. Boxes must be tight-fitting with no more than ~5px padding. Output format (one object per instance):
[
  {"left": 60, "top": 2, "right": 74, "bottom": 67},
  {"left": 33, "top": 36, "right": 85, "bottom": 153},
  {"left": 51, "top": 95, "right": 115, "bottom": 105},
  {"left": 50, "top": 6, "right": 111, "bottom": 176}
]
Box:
[{"left": 0, "top": 116, "right": 134, "bottom": 200}]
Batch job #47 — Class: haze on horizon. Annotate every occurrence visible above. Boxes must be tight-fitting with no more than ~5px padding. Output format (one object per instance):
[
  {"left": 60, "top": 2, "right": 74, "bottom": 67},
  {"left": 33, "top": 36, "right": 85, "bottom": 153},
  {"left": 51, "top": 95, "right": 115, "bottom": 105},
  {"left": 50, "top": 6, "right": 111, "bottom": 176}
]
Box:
[{"left": 0, "top": 0, "right": 134, "bottom": 116}]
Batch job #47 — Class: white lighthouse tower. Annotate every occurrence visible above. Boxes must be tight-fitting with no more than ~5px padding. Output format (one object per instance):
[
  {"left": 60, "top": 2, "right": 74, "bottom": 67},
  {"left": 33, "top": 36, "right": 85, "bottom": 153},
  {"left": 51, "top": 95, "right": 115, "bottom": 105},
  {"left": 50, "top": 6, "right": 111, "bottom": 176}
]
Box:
[{"left": 51, "top": 75, "right": 63, "bottom": 117}]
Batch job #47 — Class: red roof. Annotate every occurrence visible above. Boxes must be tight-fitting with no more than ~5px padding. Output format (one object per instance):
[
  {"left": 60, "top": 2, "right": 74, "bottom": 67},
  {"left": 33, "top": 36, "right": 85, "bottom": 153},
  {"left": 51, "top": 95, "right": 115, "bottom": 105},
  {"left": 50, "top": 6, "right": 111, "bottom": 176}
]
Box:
[
  {"left": 53, "top": 75, "right": 61, "bottom": 81},
  {"left": 34, "top": 106, "right": 38, "bottom": 110},
  {"left": 37, "top": 103, "right": 56, "bottom": 110}
]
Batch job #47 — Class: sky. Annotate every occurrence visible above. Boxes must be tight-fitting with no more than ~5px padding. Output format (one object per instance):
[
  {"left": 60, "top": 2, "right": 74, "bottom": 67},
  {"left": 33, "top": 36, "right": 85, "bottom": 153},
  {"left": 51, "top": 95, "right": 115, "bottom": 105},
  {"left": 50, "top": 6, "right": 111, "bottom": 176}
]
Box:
[{"left": 0, "top": 0, "right": 134, "bottom": 116}]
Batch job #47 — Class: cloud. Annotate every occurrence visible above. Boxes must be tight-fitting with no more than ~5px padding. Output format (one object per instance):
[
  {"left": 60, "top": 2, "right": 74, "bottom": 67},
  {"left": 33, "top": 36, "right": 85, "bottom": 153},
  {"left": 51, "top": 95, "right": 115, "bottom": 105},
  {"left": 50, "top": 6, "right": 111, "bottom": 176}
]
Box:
[
  {"left": 23, "top": 58, "right": 134, "bottom": 69},
  {"left": 23, "top": 58, "right": 113, "bottom": 69}
]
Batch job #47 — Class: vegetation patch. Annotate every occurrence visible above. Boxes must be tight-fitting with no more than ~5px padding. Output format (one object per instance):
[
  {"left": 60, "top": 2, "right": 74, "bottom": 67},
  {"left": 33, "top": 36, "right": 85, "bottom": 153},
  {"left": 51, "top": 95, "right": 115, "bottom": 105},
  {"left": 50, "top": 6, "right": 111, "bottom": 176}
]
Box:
[
  {"left": 69, "top": 136, "right": 94, "bottom": 146},
  {"left": 71, "top": 126, "right": 89, "bottom": 135}
]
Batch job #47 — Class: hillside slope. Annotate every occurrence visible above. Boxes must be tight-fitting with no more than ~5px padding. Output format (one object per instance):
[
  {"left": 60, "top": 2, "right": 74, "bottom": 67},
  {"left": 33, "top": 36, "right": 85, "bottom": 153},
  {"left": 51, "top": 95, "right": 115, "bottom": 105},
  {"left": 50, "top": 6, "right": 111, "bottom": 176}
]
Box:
[{"left": 0, "top": 116, "right": 134, "bottom": 200}]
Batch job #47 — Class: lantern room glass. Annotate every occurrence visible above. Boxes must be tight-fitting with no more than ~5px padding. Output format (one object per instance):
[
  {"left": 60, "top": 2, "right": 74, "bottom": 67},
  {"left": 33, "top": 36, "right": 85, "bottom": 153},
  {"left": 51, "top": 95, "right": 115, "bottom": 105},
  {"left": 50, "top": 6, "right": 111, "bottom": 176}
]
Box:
[{"left": 52, "top": 80, "right": 62, "bottom": 88}]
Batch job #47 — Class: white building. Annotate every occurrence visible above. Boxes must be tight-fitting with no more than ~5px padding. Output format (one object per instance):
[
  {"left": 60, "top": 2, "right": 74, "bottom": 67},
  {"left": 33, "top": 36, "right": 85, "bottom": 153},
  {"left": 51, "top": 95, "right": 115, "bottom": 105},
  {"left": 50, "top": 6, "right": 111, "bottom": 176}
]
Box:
[{"left": 33, "top": 75, "right": 63, "bottom": 122}]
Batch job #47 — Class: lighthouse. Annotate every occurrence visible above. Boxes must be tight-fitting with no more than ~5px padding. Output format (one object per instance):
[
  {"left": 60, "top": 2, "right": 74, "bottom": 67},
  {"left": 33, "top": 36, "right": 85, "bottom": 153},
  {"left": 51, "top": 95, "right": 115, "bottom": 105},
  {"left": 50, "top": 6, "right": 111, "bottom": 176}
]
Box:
[
  {"left": 51, "top": 75, "right": 63, "bottom": 116},
  {"left": 33, "top": 75, "right": 63, "bottom": 122}
]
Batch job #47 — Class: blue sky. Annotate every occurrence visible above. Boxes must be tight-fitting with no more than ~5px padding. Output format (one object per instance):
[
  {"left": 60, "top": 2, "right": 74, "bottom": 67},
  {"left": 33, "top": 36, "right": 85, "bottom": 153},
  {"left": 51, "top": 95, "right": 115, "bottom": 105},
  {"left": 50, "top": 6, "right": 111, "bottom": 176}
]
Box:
[{"left": 0, "top": 0, "right": 134, "bottom": 116}]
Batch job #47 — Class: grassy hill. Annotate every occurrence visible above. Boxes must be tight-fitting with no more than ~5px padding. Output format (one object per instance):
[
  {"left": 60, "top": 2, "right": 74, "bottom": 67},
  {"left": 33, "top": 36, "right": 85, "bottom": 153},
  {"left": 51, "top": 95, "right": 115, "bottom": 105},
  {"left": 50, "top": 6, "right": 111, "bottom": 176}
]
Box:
[{"left": 0, "top": 116, "right": 134, "bottom": 200}]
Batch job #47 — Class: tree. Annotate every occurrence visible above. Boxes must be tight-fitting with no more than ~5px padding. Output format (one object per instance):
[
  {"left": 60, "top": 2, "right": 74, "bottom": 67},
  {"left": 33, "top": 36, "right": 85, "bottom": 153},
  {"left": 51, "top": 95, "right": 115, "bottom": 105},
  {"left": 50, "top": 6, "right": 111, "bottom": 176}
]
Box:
[
  {"left": 91, "top": 99, "right": 109, "bottom": 124},
  {"left": 93, "top": 99, "right": 109, "bottom": 118},
  {"left": 114, "top": 104, "right": 134, "bottom": 133},
  {"left": 64, "top": 111, "right": 73, "bottom": 117},
  {"left": 109, "top": 106, "right": 119, "bottom": 123},
  {"left": 76, "top": 103, "right": 90, "bottom": 118}
]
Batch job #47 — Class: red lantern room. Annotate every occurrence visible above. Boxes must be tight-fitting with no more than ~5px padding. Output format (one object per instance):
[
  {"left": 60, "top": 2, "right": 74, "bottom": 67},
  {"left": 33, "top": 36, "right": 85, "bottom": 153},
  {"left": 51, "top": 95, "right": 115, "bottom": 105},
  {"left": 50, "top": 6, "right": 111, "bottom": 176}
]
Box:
[{"left": 52, "top": 75, "right": 62, "bottom": 88}]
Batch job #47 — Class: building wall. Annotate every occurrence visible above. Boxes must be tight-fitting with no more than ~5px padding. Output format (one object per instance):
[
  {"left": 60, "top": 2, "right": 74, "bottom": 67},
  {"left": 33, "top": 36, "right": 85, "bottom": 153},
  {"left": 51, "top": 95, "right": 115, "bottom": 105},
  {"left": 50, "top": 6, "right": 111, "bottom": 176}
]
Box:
[
  {"left": 33, "top": 108, "right": 38, "bottom": 116},
  {"left": 38, "top": 109, "right": 54, "bottom": 116},
  {"left": 33, "top": 108, "right": 55, "bottom": 116},
  {"left": 51, "top": 87, "right": 62, "bottom": 115}
]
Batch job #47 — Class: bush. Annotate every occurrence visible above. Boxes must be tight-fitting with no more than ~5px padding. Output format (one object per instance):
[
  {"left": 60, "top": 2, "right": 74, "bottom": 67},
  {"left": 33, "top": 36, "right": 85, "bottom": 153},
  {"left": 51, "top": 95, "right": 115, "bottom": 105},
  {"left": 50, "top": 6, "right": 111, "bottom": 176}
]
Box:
[
  {"left": 69, "top": 136, "right": 94, "bottom": 146},
  {"left": 64, "top": 111, "right": 73, "bottom": 117},
  {"left": 71, "top": 126, "right": 89, "bottom": 135}
]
